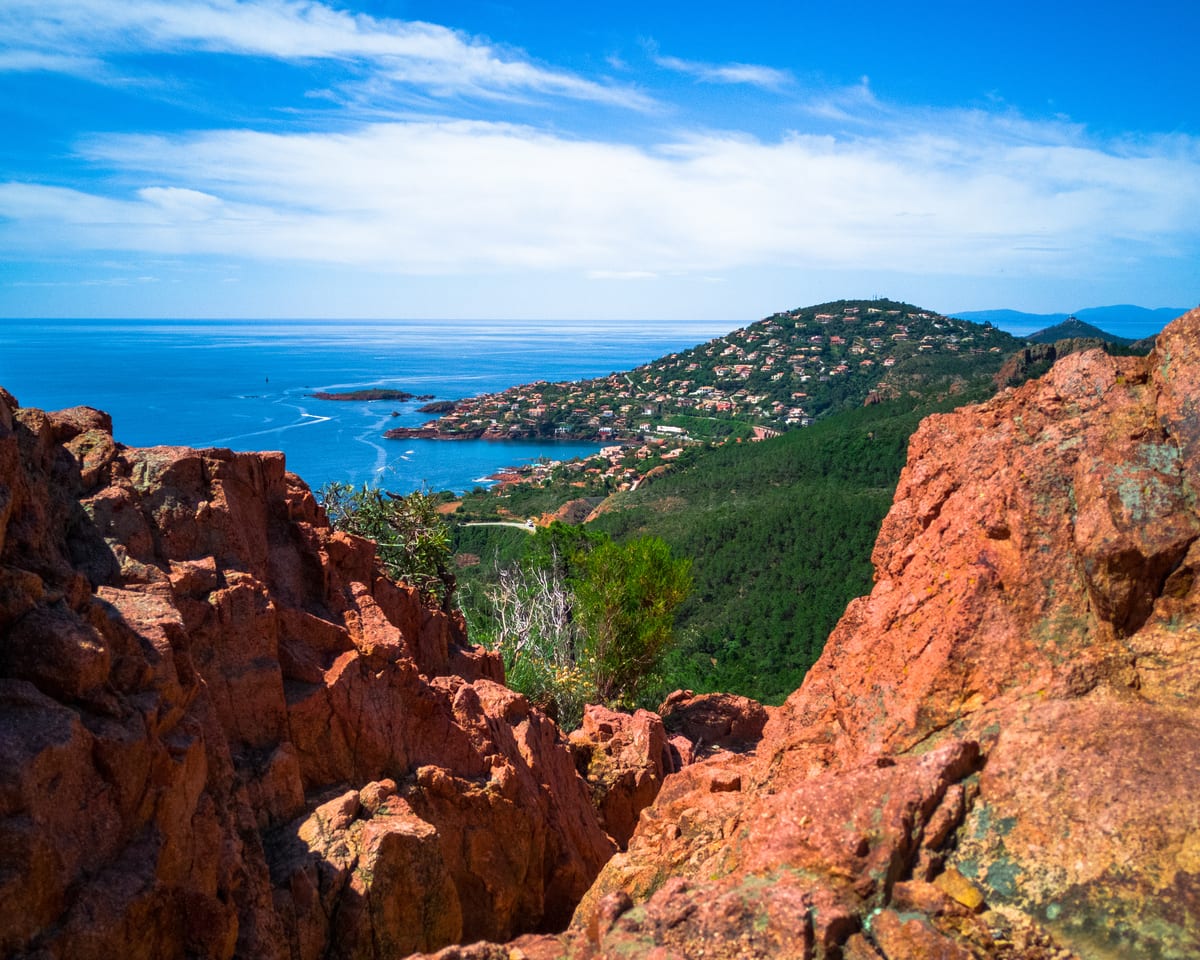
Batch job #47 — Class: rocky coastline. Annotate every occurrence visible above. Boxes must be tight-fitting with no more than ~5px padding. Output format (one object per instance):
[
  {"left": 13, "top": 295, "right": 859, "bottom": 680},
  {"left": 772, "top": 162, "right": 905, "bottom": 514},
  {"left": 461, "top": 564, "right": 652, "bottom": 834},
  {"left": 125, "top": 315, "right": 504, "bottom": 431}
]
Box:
[
  {"left": 384, "top": 424, "right": 486, "bottom": 440},
  {"left": 2, "top": 306, "right": 1199, "bottom": 958}
]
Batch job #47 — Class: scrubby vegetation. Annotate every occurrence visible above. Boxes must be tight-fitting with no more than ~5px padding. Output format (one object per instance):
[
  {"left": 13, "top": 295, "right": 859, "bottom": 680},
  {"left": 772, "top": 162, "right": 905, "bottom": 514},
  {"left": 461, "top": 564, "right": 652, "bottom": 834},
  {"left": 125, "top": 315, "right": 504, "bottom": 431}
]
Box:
[
  {"left": 321, "top": 483, "right": 691, "bottom": 729},
  {"left": 319, "top": 482, "right": 456, "bottom": 607},
  {"left": 459, "top": 524, "right": 692, "bottom": 728}
]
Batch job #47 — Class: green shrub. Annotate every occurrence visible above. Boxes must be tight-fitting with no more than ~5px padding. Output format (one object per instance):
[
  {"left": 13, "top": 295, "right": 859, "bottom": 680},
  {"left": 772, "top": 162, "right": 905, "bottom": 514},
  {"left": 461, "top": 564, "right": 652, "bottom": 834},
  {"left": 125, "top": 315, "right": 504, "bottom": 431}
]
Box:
[
  {"left": 476, "top": 560, "right": 593, "bottom": 729},
  {"left": 574, "top": 536, "right": 692, "bottom": 707},
  {"left": 468, "top": 527, "right": 691, "bottom": 727},
  {"left": 319, "top": 482, "right": 455, "bottom": 608}
]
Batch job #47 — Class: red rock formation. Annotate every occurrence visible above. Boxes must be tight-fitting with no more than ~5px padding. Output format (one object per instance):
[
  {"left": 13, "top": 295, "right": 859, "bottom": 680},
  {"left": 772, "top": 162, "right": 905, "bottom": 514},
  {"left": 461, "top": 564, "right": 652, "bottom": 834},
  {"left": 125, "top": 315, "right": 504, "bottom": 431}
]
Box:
[
  {"left": 8, "top": 306, "right": 1200, "bottom": 960},
  {"left": 0, "top": 388, "right": 615, "bottom": 959},
  {"left": 567, "top": 704, "right": 675, "bottom": 849},
  {"left": 565, "top": 693, "right": 772, "bottom": 853},
  {"left": 427, "top": 308, "right": 1200, "bottom": 959},
  {"left": 657, "top": 688, "right": 769, "bottom": 753}
]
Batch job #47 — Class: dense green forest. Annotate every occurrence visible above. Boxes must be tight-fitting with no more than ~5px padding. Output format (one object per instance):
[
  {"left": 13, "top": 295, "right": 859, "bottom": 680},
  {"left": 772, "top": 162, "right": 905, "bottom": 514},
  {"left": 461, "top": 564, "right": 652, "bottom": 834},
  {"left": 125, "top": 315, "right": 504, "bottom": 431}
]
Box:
[
  {"left": 451, "top": 384, "right": 993, "bottom": 706},
  {"left": 583, "top": 390, "right": 992, "bottom": 701}
]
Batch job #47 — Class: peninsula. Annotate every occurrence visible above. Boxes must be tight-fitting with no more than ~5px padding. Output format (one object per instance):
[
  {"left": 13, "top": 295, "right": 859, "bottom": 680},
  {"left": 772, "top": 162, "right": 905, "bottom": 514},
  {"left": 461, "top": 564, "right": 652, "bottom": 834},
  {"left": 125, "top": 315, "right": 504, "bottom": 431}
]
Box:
[{"left": 382, "top": 298, "right": 1022, "bottom": 447}]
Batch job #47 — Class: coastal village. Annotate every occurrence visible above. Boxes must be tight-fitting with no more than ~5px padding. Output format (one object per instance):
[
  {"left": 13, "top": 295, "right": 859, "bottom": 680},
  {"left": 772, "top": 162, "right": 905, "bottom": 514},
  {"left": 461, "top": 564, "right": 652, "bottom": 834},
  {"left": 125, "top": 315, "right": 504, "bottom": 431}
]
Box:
[{"left": 385, "top": 299, "right": 1020, "bottom": 494}]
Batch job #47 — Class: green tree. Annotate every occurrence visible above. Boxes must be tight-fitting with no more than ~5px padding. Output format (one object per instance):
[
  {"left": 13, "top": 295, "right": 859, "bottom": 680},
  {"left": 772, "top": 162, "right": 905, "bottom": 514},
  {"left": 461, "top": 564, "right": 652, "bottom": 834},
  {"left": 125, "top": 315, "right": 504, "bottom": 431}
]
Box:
[
  {"left": 574, "top": 536, "right": 692, "bottom": 706},
  {"left": 319, "top": 482, "right": 456, "bottom": 609},
  {"left": 525, "top": 520, "right": 606, "bottom": 581},
  {"left": 462, "top": 526, "right": 691, "bottom": 726}
]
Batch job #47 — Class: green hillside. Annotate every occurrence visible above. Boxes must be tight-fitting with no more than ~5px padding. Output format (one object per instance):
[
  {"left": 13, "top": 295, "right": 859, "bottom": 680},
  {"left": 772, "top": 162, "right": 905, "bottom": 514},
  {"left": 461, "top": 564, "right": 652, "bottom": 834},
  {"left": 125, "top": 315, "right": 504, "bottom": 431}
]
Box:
[
  {"left": 453, "top": 386, "right": 995, "bottom": 705},
  {"left": 392, "top": 298, "right": 1022, "bottom": 443},
  {"left": 583, "top": 391, "right": 990, "bottom": 702}
]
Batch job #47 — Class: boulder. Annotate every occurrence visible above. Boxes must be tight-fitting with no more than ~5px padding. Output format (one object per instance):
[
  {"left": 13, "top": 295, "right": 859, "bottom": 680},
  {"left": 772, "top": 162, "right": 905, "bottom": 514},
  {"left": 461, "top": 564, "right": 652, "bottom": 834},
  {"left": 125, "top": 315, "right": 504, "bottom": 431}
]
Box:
[{"left": 657, "top": 688, "right": 768, "bottom": 752}]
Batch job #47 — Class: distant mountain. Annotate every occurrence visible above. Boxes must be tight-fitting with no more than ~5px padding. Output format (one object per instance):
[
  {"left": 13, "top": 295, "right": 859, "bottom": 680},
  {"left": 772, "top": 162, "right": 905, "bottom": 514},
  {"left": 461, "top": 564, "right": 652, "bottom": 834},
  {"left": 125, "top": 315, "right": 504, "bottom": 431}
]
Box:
[
  {"left": 951, "top": 308, "right": 1071, "bottom": 332},
  {"left": 1026, "top": 317, "right": 1131, "bottom": 346},
  {"left": 952, "top": 304, "right": 1188, "bottom": 341}
]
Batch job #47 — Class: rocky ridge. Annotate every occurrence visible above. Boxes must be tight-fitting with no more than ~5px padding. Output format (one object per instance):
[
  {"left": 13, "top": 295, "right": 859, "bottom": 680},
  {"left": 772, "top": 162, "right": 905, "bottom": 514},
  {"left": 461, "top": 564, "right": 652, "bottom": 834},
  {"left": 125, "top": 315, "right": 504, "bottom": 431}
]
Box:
[
  {"left": 0, "top": 390, "right": 617, "bottom": 959},
  {"left": 425, "top": 308, "right": 1200, "bottom": 959}
]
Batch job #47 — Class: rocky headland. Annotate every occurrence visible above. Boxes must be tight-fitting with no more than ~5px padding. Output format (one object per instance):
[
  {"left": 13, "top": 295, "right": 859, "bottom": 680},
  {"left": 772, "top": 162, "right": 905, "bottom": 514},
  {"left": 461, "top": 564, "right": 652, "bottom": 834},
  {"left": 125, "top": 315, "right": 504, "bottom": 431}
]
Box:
[
  {"left": 2, "top": 306, "right": 1199, "bottom": 959},
  {"left": 383, "top": 300, "right": 1022, "bottom": 447}
]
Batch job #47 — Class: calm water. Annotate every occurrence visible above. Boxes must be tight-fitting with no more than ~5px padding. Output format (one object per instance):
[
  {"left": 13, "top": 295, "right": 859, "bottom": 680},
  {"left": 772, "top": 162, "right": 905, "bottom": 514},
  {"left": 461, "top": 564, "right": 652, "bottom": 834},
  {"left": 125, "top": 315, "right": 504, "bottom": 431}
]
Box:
[{"left": 0, "top": 318, "right": 730, "bottom": 493}]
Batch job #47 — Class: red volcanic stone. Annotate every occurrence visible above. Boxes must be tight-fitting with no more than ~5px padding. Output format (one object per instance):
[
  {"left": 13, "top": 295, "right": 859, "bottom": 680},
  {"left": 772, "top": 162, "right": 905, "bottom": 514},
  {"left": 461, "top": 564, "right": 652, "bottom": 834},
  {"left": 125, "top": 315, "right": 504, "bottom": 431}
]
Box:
[
  {"left": 568, "top": 704, "right": 674, "bottom": 848},
  {"left": 0, "top": 391, "right": 613, "bottom": 959},
  {"left": 866, "top": 908, "right": 977, "bottom": 960},
  {"left": 658, "top": 688, "right": 768, "bottom": 752}
]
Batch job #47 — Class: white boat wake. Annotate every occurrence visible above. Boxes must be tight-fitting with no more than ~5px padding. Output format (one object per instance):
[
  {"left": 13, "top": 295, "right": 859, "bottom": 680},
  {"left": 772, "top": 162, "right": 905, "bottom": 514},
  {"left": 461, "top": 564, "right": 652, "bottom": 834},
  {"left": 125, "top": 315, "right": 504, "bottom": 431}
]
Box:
[
  {"left": 354, "top": 411, "right": 394, "bottom": 477},
  {"left": 201, "top": 411, "right": 332, "bottom": 446},
  {"left": 202, "top": 397, "right": 331, "bottom": 446}
]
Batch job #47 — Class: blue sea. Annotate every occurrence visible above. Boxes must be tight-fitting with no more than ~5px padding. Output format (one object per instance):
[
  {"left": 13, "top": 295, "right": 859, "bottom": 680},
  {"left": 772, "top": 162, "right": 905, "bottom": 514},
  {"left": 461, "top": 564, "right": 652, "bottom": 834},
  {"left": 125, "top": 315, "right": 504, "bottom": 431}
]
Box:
[{"left": 0, "top": 318, "right": 731, "bottom": 493}]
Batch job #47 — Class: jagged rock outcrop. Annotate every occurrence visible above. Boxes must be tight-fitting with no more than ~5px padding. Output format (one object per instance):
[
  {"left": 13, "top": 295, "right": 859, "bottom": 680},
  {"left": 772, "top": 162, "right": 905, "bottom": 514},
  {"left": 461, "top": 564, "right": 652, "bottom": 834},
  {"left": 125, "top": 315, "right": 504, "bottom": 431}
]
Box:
[
  {"left": 992, "top": 336, "right": 1115, "bottom": 388},
  {"left": 432, "top": 307, "right": 1200, "bottom": 959},
  {"left": 0, "top": 389, "right": 616, "bottom": 959},
  {"left": 567, "top": 705, "right": 676, "bottom": 849},
  {"left": 565, "top": 692, "right": 771, "bottom": 852},
  {"left": 657, "top": 688, "right": 769, "bottom": 754}
]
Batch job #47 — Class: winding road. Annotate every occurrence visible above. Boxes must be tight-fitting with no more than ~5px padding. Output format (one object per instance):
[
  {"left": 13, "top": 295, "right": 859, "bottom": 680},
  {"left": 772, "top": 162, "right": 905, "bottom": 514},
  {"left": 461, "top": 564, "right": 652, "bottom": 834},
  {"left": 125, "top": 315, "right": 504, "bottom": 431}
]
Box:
[{"left": 462, "top": 520, "right": 537, "bottom": 534}]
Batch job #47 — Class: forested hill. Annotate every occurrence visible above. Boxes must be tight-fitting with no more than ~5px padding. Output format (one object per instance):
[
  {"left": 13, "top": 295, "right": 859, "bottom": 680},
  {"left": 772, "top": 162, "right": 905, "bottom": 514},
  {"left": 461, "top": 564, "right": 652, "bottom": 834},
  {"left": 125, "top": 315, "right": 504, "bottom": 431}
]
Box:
[
  {"left": 642, "top": 297, "right": 1022, "bottom": 422},
  {"left": 585, "top": 391, "right": 986, "bottom": 701},
  {"left": 395, "top": 299, "right": 1023, "bottom": 441},
  {"left": 1027, "top": 316, "right": 1132, "bottom": 345}
]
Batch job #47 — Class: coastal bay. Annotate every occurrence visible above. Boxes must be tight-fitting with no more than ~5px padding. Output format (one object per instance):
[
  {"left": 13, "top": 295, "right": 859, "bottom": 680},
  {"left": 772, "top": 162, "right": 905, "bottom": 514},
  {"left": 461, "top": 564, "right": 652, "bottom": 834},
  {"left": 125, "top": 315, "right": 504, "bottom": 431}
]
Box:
[{"left": 0, "top": 318, "right": 729, "bottom": 493}]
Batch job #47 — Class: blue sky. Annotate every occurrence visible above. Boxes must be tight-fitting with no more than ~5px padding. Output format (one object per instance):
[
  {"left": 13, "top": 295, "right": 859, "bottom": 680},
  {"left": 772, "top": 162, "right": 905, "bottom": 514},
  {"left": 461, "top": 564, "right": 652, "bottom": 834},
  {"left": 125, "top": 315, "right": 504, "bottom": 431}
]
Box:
[{"left": 1, "top": 0, "right": 1197, "bottom": 321}]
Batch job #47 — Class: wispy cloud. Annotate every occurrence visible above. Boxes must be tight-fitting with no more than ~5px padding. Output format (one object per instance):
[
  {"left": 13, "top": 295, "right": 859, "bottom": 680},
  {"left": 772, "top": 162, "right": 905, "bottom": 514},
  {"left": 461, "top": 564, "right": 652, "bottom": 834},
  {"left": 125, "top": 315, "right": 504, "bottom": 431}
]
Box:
[
  {"left": 3, "top": 110, "right": 1196, "bottom": 280},
  {"left": 653, "top": 52, "right": 792, "bottom": 90},
  {"left": 0, "top": 49, "right": 107, "bottom": 76},
  {"left": 589, "top": 270, "right": 659, "bottom": 280},
  {"left": 0, "top": 0, "right": 652, "bottom": 108}
]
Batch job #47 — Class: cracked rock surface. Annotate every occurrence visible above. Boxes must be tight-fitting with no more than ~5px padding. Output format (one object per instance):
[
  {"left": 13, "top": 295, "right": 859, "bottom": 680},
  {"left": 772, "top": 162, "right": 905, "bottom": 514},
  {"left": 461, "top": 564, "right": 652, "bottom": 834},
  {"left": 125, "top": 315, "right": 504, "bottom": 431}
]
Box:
[{"left": 0, "top": 392, "right": 614, "bottom": 959}]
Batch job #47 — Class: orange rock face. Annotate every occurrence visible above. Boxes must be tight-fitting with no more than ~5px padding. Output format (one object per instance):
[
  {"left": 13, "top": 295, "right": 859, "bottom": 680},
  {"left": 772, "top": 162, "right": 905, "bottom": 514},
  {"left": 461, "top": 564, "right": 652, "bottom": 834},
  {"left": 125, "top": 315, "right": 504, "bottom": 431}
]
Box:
[
  {"left": 0, "top": 389, "right": 615, "bottom": 959},
  {"left": 565, "top": 694, "right": 770, "bottom": 851},
  {"left": 568, "top": 704, "right": 675, "bottom": 849},
  {"left": 516, "top": 309, "right": 1200, "bottom": 959},
  {"left": 658, "top": 688, "right": 769, "bottom": 753}
]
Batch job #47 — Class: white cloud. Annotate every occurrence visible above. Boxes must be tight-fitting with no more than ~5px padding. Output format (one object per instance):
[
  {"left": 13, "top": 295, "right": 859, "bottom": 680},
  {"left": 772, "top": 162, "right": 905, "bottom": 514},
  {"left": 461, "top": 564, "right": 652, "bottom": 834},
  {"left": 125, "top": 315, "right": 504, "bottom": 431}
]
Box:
[
  {"left": 0, "top": 0, "right": 651, "bottom": 108},
  {"left": 3, "top": 111, "right": 1196, "bottom": 282},
  {"left": 0, "top": 50, "right": 106, "bottom": 75},
  {"left": 654, "top": 53, "right": 793, "bottom": 90}
]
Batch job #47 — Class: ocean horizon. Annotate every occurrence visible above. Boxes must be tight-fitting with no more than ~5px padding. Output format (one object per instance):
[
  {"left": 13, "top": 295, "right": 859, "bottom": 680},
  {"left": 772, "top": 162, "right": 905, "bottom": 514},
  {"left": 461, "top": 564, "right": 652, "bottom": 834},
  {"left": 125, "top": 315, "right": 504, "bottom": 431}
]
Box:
[{"left": 1, "top": 317, "right": 734, "bottom": 494}]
